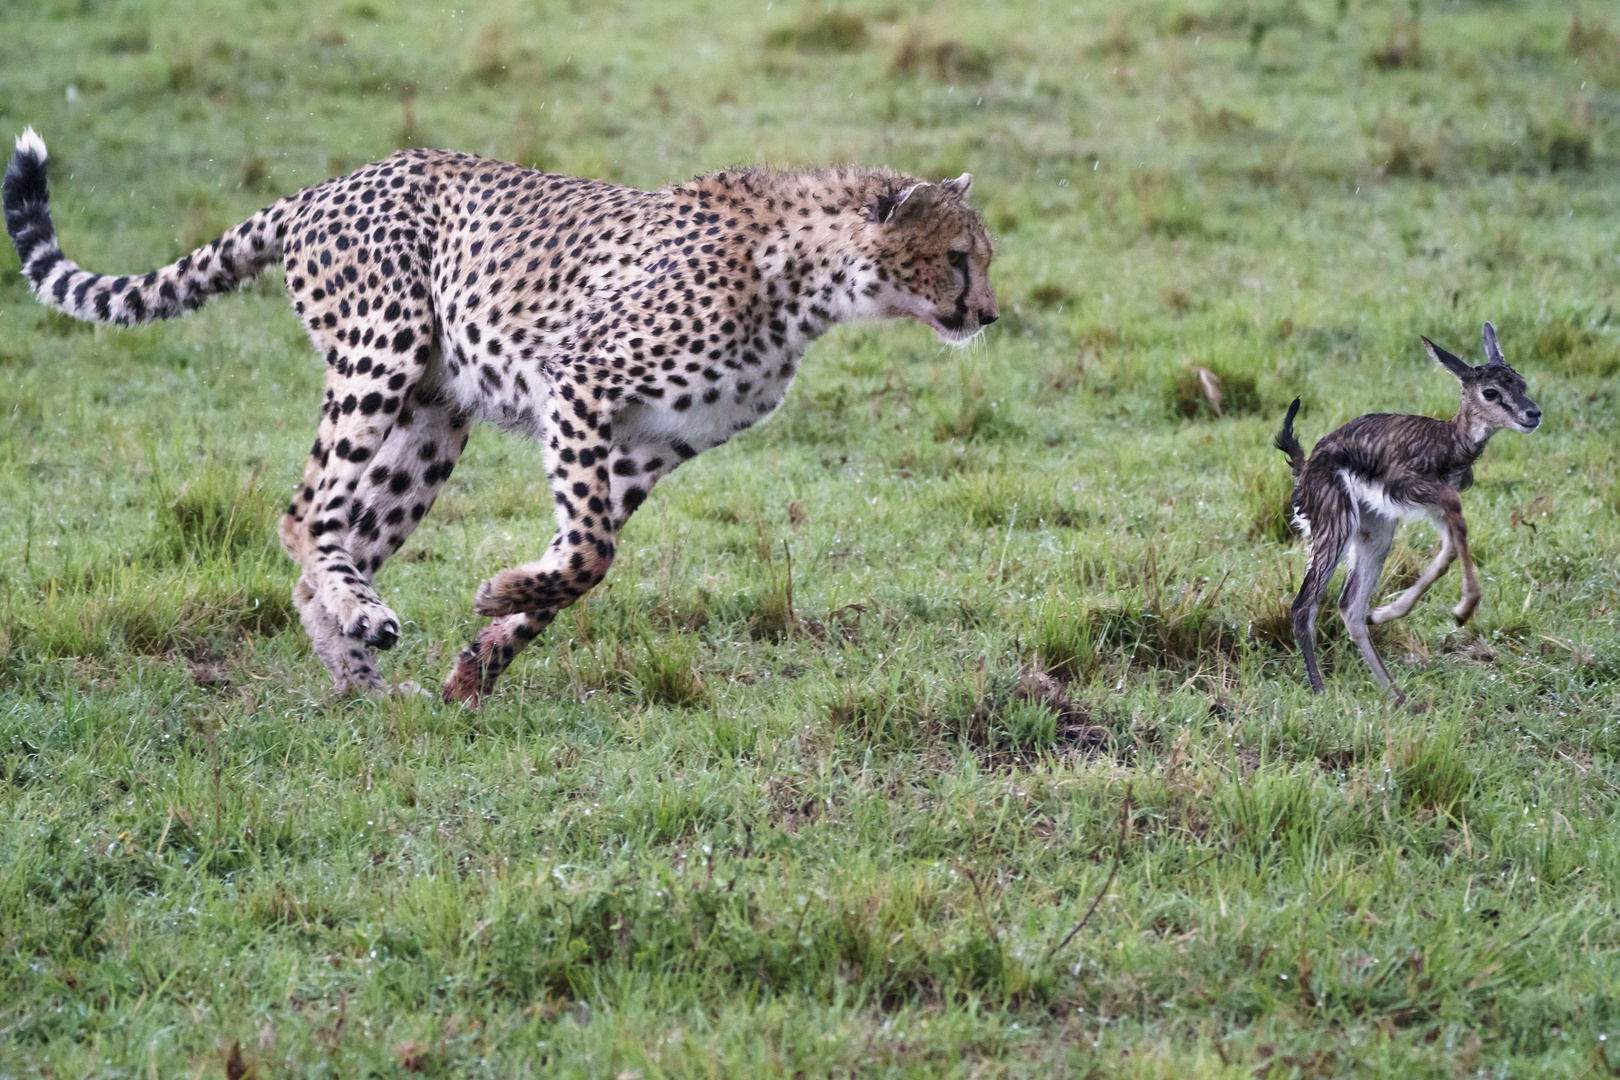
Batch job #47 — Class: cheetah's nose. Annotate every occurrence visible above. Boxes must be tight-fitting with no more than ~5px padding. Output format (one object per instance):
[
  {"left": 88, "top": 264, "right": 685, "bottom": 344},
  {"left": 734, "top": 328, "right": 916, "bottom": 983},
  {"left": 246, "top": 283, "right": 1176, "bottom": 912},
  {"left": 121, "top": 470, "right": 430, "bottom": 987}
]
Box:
[{"left": 977, "top": 310, "right": 998, "bottom": 326}]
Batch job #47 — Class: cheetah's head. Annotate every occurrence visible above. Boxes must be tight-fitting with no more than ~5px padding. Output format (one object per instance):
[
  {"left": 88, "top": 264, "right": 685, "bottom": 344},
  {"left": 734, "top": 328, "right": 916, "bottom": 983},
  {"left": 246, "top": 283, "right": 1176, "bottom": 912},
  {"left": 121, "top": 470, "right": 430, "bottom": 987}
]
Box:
[{"left": 862, "top": 174, "right": 998, "bottom": 343}]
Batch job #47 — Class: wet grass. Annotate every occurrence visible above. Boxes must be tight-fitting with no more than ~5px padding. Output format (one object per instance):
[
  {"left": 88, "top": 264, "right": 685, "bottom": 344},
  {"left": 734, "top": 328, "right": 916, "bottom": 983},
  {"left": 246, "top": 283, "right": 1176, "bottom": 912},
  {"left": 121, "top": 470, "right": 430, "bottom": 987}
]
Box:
[{"left": 2, "top": 0, "right": 1620, "bottom": 1076}]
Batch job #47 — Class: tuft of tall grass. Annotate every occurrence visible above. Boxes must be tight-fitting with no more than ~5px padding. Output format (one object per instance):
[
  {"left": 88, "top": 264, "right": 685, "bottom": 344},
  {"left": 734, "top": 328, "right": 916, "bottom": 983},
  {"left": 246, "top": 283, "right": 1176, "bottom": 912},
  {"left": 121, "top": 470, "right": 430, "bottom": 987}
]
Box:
[
  {"left": 748, "top": 535, "right": 802, "bottom": 642},
  {"left": 1079, "top": 554, "right": 1242, "bottom": 672},
  {"left": 1219, "top": 769, "right": 1332, "bottom": 866},
  {"left": 1396, "top": 726, "right": 1472, "bottom": 815},
  {"left": 1, "top": 565, "right": 294, "bottom": 661},
  {"left": 1131, "top": 169, "right": 1205, "bottom": 239},
  {"left": 1034, "top": 602, "right": 1099, "bottom": 684},
  {"left": 932, "top": 371, "right": 1020, "bottom": 443},
  {"left": 148, "top": 466, "right": 277, "bottom": 566},
  {"left": 633, "top": 631, "right": 709, "bottom": 709},
  {"left": 829, "top": 660, "right": 1101, "bottom": 762},
  {"left": 890, "top": 22, "right": 993, "bottom": 82},
  {"left": 941, "top": 472, "right": 1093, "bottom": 530},
  {"left": 1368, "top": 17, "right": 1421, "bottom": 70},
  {"left": 1242, "top": 461, "right": 1297, "bottom": 544}
]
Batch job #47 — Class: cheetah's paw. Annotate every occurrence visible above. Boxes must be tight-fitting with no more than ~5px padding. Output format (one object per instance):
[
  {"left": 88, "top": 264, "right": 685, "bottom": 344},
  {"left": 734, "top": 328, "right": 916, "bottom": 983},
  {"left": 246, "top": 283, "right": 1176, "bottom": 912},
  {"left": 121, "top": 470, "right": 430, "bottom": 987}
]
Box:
[
  {"left": 473, "top": 574, "right": 525, "bottom": 618},
  {"left": 330, "top": 594, "right": 402, "bottom": 650}
]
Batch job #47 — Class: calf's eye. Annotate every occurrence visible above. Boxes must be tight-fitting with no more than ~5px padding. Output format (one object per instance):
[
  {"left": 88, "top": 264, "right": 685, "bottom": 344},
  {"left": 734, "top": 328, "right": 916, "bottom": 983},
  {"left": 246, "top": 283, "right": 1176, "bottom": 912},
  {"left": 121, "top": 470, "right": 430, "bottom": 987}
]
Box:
[{"left": 1482, "top": 388, "right": 1500, "bottom": 402}]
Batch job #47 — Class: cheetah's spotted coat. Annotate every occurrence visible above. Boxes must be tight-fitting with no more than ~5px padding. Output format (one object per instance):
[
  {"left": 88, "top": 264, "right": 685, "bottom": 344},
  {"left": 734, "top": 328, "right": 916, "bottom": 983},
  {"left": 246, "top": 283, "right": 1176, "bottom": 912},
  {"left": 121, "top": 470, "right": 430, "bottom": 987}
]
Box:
[{"left": 4, "top": 129, "right": 999, "bottom": 703}]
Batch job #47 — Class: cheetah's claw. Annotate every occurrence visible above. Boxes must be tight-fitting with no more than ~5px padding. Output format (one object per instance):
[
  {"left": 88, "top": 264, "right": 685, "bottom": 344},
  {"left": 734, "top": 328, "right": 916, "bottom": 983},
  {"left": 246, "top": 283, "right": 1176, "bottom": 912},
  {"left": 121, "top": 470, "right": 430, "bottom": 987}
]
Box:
[{"left": 363, "top": 616, "right": 401, "bottom": 651}]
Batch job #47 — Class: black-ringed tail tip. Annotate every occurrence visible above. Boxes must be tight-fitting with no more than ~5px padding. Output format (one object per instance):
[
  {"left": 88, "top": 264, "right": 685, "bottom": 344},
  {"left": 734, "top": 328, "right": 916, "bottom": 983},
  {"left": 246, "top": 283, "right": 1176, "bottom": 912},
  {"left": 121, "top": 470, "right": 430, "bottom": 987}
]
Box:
[
  {"left": 4, "top": 127, "right": 53, "bottom": 276},
  {"left": 4, "top": 125, "right": 50, "bottom": 212}
]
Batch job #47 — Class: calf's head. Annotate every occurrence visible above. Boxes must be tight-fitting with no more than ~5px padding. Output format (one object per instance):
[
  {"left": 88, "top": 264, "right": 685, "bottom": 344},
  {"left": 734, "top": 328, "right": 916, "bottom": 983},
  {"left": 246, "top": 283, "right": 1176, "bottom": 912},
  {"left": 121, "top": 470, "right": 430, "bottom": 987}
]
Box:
[{"left": 1422, "top": 322, "right": 1541, "bottom": 435}]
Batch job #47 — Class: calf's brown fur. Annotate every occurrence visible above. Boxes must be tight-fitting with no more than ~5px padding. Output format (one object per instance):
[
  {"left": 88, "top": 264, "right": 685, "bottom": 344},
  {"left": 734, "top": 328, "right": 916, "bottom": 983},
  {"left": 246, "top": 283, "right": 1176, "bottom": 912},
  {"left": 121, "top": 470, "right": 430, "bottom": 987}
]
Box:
[{"left": 1275, "top": 323, "right": 1540, "bottom": 703}]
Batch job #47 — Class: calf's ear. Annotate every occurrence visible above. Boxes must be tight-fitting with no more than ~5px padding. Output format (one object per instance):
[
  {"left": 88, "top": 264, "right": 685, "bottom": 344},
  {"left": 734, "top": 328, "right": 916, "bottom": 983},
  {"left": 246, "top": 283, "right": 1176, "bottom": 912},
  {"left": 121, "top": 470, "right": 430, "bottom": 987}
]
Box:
[
  {"left": 1481, "top": 321, "right": 1505, "bottom": 365},
  {"left": 1422, "top": 336, "right": 1476, "bottom": 382}
]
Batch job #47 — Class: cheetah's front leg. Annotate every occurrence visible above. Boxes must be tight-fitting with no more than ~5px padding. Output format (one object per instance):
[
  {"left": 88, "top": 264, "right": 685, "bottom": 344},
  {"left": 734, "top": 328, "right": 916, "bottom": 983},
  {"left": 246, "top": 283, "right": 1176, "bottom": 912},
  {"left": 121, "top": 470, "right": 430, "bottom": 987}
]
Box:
[
  {"left": 440, "top": 434, "right": 685, "bottom": 706},
  {"left": 442, "top": 504, "right": 615, "bottom": 706}
]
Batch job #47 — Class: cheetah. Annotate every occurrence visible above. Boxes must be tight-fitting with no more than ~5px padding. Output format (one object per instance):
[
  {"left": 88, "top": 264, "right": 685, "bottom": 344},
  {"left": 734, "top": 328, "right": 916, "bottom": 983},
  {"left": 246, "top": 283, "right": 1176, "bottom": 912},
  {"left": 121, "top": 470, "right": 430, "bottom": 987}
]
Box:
[{"left": 4, "top": 128, "right": 999, "bottom": 704}]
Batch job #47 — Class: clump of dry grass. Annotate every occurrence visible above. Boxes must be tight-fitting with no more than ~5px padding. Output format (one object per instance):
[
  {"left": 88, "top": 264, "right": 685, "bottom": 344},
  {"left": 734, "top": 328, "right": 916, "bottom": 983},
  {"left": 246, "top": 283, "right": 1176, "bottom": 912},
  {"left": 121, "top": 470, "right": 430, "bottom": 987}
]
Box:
[
  {"left": 766, "top": 8, "right": 867, "bottom": 53},
  {"left": 1369, "top": 18, "right": 1421, "bottom": 70},
  {"left": 1165, "top": 363, "right": 1259, "bottom": 420},
  {"left": 890, "top": 23, "right": 993, "bottom": 82}
]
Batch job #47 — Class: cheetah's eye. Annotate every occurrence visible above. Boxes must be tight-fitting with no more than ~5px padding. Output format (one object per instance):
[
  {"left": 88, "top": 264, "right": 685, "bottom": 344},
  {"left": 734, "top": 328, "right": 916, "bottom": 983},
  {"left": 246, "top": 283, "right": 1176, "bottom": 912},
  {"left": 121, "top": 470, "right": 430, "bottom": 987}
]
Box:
[
  {"left": 1482, "top": 388, "right": 1500, "bottom": 402},
  {"left": 947, "top": 250, "right": 968, "bottom": 269}
]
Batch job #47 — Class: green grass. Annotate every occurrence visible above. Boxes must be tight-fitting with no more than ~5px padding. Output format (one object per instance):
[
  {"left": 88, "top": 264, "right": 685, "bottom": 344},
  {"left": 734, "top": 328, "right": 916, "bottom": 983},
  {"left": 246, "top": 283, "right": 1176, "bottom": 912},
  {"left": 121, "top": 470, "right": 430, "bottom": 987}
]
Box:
[{"left": 3, "top": 0, "right": 1620, "bottom": 1075}]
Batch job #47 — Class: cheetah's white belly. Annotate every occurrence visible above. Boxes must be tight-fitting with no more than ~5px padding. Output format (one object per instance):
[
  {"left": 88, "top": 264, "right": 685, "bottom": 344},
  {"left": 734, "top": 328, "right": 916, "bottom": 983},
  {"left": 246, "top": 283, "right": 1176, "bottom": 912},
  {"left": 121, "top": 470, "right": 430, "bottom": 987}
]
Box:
[{"left": 613, "top": 378, "right": 793, "bottom": 451}]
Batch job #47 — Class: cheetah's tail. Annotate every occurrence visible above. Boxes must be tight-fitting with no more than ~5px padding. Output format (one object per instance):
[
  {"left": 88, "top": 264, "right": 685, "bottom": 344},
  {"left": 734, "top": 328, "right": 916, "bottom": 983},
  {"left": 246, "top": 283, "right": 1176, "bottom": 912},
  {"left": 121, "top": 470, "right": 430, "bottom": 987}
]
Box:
[{"left": 4, "top": 128, "right": 290, "bottom": 326}]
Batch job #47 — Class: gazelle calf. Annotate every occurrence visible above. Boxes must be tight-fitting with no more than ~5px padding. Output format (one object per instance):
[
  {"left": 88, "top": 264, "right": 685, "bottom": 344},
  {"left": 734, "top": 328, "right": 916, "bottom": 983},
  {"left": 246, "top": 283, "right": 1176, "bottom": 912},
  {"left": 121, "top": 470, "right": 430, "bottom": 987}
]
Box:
[{"left": 1274, "top": 323, "right": 1541, "bottom": 703}]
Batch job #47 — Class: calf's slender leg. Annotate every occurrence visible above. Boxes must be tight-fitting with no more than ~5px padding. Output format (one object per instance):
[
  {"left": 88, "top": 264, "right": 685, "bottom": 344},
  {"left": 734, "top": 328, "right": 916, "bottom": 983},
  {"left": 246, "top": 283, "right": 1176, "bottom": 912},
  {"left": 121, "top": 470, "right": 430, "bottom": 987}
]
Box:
[
  {"left": 1447, "top": 507, "right": 1482, "bottom": 624},
  {"left": 1394, "top": 481, "right": 1480, "bottom": 625},
  {"left": 1370, "top": 511, "right": 1455, "bottom": 624},
  {"left": 1338, "top": 511, "right": 1402, "bottom": 701},
  {"left": 1291, "top": 489, "right": 1353, "bottom": 695}
]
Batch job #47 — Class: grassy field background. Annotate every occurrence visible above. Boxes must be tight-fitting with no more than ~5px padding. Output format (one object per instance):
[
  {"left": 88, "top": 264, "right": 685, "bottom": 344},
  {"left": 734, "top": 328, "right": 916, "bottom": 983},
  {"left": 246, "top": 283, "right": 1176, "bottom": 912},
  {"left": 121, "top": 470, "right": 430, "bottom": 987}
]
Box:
[{"left": 3, "top": 0, "right": 1620, "bottom": 1075}]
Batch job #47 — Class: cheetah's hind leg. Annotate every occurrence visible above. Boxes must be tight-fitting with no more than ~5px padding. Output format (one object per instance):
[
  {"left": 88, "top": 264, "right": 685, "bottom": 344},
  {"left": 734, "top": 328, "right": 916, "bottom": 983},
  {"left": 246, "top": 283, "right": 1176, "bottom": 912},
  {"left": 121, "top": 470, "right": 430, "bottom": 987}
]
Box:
[
  {"left": 282, "top": 387, "right": 471, "bottom": 693},
  {"left": 281, "top": 453, "right": 388, "bottom": 693}
]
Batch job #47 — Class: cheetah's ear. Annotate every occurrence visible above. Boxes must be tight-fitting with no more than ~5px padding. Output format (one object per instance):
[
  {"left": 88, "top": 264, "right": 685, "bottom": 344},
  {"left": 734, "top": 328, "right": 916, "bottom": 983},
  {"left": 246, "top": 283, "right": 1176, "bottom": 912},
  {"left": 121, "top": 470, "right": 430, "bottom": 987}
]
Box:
[
  {"left": 875, "top": 181, "right": 941, "bottom": 225},
  {"left": 939, "top": 173, "right": 972, "bottom": 198}
]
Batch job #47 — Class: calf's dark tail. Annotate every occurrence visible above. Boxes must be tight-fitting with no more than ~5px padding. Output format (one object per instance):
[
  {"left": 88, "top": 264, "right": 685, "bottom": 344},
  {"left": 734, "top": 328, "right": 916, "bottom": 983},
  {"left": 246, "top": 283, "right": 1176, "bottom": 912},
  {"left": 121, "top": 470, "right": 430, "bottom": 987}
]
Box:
[{"left": 1273, "top": 397, "right": 1305, "bottom": 476}]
